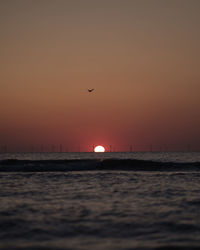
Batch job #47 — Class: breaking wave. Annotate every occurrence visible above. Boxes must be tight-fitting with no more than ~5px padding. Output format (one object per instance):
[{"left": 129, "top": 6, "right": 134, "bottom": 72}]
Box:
[{"left": 0, "top": 159, "right": 200, "bottom": 172}]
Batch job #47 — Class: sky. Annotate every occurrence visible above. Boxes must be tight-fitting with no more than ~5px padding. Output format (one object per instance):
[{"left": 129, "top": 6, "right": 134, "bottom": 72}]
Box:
[{"left": 0, "top": 0, "right": 200, "bottom": 152}]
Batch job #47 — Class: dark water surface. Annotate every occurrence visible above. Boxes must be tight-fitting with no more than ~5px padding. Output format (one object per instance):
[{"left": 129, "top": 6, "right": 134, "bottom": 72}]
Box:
[{"left": 0, "top": 153, "right": 200, "bottom": 249}]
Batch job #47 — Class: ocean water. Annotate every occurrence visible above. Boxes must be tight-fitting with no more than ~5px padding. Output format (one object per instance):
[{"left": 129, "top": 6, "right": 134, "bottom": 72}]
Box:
[
  {"left": 1, "top": 151, "right": 200, "bottom": 162},
  {"left": 0, "top": 152, "right": 200, "bottom": 250}
]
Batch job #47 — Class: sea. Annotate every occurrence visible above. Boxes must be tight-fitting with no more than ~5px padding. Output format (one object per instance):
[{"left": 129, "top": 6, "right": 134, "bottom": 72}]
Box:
[{"left": 0, "top": 152, "right": 200, "bottom": 250}]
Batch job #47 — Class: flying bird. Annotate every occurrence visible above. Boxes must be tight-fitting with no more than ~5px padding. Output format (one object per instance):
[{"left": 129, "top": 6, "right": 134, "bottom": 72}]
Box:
[{"left": 88, "top": 89, "right": 94, "bottom": 93}]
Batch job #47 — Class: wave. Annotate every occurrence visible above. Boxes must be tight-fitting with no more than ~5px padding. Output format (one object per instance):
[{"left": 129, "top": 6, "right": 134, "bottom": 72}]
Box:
[{"left": 0, "top": 159, "right": 200, "bottom": 172}]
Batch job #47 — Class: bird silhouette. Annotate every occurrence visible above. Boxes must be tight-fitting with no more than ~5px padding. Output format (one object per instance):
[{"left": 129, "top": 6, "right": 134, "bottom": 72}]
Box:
[{"left": 88, "top": 89, "right": 94, "bottom": 93}]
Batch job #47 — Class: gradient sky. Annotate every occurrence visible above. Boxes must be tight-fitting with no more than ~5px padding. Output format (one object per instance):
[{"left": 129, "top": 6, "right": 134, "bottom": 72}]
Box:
[{"left": 0, "top": 0, "right": 200, "bottom": 152}]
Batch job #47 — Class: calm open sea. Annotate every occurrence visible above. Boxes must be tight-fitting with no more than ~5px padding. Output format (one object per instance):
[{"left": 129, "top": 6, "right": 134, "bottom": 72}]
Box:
[{"left": 0, "top": 152, "right": 200, "bottom": 249}]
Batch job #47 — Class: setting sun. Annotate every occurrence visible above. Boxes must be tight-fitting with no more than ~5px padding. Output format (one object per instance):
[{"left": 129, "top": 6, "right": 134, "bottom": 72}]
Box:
[{"left": 94, "top": 145, "right": 105, "bottom": 153}]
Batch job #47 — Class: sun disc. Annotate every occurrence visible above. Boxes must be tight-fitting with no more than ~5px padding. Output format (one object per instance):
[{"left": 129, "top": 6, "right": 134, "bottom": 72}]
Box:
[{"left": 94, "top": 145, "right": 105, "bottom": 153}]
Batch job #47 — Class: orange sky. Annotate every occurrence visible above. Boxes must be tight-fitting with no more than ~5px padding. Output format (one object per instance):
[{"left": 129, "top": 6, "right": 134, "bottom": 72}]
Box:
[{"left": 0, "top": 0, "right": 200, "bottom": 152}]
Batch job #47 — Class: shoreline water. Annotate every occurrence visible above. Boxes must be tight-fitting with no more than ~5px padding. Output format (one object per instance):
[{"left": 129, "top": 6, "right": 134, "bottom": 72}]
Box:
[{"left": 1, "top": 152, "right": 200, "bottom": 249}]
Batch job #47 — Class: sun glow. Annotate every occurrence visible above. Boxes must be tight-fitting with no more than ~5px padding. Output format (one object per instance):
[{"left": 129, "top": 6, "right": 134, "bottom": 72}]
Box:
[{"left": 94, "top": 145, "right": 105, "bottom": 153}]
